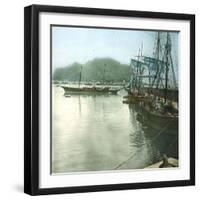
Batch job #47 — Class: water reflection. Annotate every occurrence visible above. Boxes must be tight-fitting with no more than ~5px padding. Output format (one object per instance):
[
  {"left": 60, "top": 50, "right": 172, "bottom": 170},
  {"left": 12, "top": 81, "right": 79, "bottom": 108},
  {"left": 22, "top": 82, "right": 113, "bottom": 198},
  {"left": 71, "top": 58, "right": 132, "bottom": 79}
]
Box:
[{"left": 52, "top": 86, "right": 178, "bottom": 173}]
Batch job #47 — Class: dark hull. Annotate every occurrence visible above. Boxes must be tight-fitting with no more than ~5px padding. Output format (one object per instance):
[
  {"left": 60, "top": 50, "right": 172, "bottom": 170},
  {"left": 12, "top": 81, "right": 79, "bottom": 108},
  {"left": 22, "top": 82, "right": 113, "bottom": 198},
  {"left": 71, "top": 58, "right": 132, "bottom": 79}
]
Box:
[
  {"left": 129, "top": 104, "right": 178, "bottom": 159},
  {"left": 143, "top": 108, "right": 178, "bottom": 159},
  {"left": 61, "top": 86, "right": 119, "bottom": 94},
  {"left": 140, "top": 104, "right": 178, "bottom": 135}
]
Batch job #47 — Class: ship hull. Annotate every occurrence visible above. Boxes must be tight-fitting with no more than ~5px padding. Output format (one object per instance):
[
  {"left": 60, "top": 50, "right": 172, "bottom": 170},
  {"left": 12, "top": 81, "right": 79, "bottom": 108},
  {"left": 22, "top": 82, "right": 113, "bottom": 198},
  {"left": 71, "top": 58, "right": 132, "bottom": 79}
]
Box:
[
  {"left": 61, "top": 86, "right": 119, "bottom": 94},
  {"left": 140, "top": 104, "right": 178, "bottom": 133}
]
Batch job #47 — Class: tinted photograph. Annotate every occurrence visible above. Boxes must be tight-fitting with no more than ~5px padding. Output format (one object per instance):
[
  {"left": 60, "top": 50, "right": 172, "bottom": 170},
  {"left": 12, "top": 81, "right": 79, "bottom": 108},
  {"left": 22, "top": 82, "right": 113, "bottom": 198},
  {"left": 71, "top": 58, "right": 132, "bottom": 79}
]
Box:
[{"left": 51, "top": 26, "right": 179, "bottom": 174}]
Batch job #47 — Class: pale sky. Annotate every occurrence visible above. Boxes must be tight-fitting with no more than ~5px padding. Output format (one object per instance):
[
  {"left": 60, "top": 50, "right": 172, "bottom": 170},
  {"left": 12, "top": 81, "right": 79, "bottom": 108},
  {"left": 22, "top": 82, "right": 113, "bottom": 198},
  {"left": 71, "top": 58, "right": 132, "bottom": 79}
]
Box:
[{"left": 52, "top": 26, "right": 178, "bottom": 72}]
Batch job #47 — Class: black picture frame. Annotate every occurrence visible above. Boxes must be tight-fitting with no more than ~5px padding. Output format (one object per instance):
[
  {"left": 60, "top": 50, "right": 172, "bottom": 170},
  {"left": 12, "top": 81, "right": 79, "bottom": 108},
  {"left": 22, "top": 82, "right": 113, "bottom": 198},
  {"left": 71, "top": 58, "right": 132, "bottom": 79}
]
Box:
[{"left": 24, "top": 4, "right": 195, "bottom": 196}]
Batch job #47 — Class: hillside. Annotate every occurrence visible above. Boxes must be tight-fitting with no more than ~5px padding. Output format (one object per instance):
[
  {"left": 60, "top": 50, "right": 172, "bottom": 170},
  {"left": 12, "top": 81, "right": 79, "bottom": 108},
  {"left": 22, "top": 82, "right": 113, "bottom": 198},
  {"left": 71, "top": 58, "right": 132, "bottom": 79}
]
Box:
[{"left": 53, "top": 58, "right": 131, "bottom": 82}]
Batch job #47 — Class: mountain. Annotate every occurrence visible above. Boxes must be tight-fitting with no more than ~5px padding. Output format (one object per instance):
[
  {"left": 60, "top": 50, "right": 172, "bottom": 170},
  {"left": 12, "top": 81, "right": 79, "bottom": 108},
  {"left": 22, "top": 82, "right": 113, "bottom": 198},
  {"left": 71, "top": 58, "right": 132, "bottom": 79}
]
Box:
[{"left": 53, "top": 58, "right": 131, "bottom": 82}]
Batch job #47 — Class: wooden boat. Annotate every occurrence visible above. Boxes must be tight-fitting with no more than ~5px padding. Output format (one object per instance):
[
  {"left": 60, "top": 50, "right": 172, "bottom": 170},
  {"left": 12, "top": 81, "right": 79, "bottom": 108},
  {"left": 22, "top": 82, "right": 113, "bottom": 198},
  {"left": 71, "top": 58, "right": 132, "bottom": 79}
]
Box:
[
  {"left": 61, "top": 85, "right": 120, "bottom": 94},
  {"left": 125, "top": 32, "right": 179, "bottom": 129},
  {"left": 138, "top": 98, "right": 178, "bottom": 133},
  {"left": 61, "top": 64, "right": 121, "bottom": 94}
]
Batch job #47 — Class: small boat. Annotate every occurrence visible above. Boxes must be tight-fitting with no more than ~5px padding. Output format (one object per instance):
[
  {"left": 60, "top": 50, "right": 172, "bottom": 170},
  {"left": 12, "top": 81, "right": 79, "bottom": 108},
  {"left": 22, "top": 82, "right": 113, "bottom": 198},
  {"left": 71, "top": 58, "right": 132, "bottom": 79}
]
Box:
[{"left": 64, "top": 94, "right": 71, "bottom": 97}]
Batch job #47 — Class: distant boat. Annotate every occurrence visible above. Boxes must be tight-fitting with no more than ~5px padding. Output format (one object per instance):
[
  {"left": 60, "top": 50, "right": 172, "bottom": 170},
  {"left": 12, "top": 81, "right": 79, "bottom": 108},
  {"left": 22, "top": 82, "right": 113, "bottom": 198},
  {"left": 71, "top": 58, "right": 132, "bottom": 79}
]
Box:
[
  {"left": 61, "top": 85, "right": 120, "bottom": 94},
  {"left": 64, "top": 94, "right": 71, "bottom": 97},
  {"left": 61, "top": 65, "right": 120, "bottom": 94}
]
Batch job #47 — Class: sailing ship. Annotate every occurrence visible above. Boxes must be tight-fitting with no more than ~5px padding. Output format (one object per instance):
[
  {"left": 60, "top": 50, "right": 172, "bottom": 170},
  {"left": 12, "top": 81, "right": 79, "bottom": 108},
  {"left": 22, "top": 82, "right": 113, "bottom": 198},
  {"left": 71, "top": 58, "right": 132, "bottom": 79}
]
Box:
[
  {"left": 61, "top": 65, "right": 120, "bottom": 94},
  {"left": 123, "top": 45, "right": 147, "bottom": 103},
  {"left": 124, "top": 32, "right": 178, "bottom": 119}
]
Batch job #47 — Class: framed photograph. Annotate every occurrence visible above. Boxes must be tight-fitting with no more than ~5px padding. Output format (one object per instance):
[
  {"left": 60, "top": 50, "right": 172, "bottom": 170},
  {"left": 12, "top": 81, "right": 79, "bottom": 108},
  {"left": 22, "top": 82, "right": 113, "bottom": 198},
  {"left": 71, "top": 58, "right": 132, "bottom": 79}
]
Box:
[{"left": 24, "top": 4, "right": 195, "bottom": 195}]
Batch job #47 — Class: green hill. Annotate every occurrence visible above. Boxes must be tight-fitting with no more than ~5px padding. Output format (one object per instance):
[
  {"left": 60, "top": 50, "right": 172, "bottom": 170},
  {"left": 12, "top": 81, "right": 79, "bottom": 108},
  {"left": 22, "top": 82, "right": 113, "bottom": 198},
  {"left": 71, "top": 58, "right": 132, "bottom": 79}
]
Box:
[{"left": 53, "top": 58, "right": 131, "bottom": 82}]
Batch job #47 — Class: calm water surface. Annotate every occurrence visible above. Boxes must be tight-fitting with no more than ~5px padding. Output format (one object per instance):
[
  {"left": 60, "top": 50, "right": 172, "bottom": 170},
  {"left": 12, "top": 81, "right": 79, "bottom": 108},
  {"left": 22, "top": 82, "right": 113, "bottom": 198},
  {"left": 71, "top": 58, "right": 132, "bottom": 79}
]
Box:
[{"left": 52, "top": 86, "right": 178, "bottom": 173}]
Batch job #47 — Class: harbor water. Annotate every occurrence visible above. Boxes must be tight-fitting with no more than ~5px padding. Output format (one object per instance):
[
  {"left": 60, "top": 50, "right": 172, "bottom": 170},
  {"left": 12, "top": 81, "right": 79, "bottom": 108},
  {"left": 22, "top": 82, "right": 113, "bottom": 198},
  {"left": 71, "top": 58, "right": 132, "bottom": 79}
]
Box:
[{"left": 52, "top": 86, "right": 178, "bottom": 174}]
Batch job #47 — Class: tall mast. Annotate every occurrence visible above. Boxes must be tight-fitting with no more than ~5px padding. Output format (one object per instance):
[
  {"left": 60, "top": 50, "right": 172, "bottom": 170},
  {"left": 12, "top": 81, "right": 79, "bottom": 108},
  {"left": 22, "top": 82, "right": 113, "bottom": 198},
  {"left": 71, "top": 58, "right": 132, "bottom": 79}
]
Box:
[
  {"left": 103, "top": 64, "right": 106, "bottom": 84},
  {"left": 139, "top": 43, "right": 143, "bottom": 94},
  {"left": 151, "top": 32, "right": 162, "bottom": 88},
  {"left": 164, "top": 33, "right": 170, "bottom": 102},
  {"left": 167, "top": 33, "right": 177, "bottom": 88},
  {"left": 156, "top": 32, "right": 161, "bottom": 60},
  {"left": 78, "top": 65, "right": 83, "bottom": 88},
  {"left": 155, "top": 32, "right": 162, "bottom": 89},
  {"left": 163, "top": 32, "right": 177, "bottom": 102}
]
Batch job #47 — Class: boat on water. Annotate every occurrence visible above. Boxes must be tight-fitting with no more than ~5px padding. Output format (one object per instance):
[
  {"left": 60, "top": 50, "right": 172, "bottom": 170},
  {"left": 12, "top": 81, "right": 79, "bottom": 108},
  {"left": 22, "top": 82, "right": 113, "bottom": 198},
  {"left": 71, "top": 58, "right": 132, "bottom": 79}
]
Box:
[
  {"left": 60, "top": 65, "right": 121, "bottom": 94},
  {"left": 124, "top": 32, "right": 178, "bottom": 120},
  {"left": 140, "top": 100, "right": 178, "bottom": 133},
  {"left": 61, "top": 85, "right": 120, "bottom": 94},
  {"left": 129, "top": 102, "right": 178, "bottom": 135}
]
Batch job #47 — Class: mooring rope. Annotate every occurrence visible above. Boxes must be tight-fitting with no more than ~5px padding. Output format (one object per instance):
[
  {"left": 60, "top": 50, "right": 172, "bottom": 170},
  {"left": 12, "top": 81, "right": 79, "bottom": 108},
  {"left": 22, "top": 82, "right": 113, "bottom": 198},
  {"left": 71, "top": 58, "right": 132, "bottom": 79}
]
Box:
[
  {"left": 151, "top": 118, "right": 174, "bottom": 141},
  {"left": 165, "top": 135, "right": 178, "bottom": 153},
  {"left": 114, "top": 118, "right": 174, "bottom": 170}
]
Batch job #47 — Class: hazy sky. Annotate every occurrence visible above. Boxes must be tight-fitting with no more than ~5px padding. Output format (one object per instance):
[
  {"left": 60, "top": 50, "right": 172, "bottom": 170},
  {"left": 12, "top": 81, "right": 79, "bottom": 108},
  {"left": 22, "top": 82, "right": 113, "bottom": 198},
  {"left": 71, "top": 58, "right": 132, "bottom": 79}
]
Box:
[{"left": 52, "top": 26, "right": 178, "bottom": 72}]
